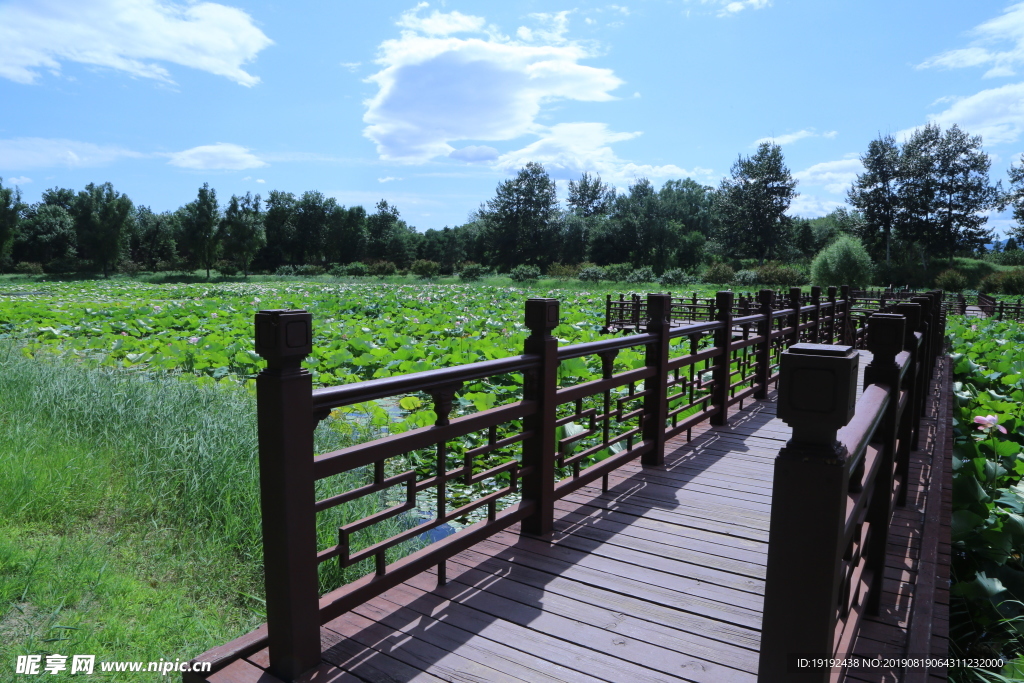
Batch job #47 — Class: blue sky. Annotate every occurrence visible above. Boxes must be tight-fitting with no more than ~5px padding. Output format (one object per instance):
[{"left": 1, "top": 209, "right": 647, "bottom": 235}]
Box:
[{"left": 1, "top": 0, "right": 1023, "bottom": 235}]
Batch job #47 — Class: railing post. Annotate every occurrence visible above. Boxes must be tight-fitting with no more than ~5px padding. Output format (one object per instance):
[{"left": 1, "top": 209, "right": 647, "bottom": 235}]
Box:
[
  {"left": 254, "top": 309, "right": 321, "bottom": 681},
  {"left": 827, "top": 286, "right": 838, "bottom": 344},
  {"left": 642, "top": 293, "right": 672, "bottom": 466},
  {"left": 810, "top": 285, "right": 822, "bottom": 343},
  {"left": 895, "top": 300, "right": 924, "bottom": 461},
  {"left": 759, "top": 343, "right": 859, "bottom": 682},
  {"left": 710, "top": 290, "right": 734, "bottom": 426},
  {"left": 840, "top": 285, "right": 852, "bottom": 346},
  {"left": 863, "top": 313, "right": 906, "bottom": 613},
  {"left": 910, "top": 295, "right": 934, "bottom": 391},
  {"left": 788, "top": 287, "right": 801, "bottom": 346},
  {"left": 754, "top": 289, "right": 775, "bottom": 399},
  {"left": 521, "top": 298, "right": 560, "bottom": 536}
]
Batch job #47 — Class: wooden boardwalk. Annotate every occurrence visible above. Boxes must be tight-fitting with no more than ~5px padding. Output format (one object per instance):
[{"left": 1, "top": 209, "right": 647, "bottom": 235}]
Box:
[{"left": 196, "top": 352, "right": 950, "bottom": 683}]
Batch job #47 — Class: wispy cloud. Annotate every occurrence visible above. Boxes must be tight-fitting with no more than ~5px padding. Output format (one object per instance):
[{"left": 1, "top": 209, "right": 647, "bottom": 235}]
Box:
[
  {"left": 918, "top": 2, "right": 1024, "bottom": 78},
  {"left": 0, "top": 137, "right": 143, "bottom": 170},
  {"left": 4, "top": 176, "right": 31, "bottom": 185},
  {"left": 793, "top": 156, "right": 863, "bottom": 194},
  {"left": 377, "top": 176, "right": 402, "bottom": 183},
  {"left": 685, "top": 0, "right": 772, "bottom": 18},
  {"left": 900, "top": 81, "right": 1024, "bottom": 146},
  {"left": 752, "top": 129, "right": 837, "bottom": 147},
  {"left": 0, "top": 0, "right": 272, "bottom": 86},
  {"left": 166, "top": 143, "right": 267, "bottom": 170}
]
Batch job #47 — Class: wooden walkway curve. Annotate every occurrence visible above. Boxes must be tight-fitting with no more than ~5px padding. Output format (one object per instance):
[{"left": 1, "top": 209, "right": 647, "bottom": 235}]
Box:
[{"left": 196, "top": 351, "right": 951, "bottom": 683}]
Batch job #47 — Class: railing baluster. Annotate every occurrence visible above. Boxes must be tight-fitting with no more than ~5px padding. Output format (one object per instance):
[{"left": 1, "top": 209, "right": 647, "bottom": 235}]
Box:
[
  {"left": 754, "top": 289, "right": 774, "bottom": 399},
  {"left": 642, "top": 293, "right": 671, "bottom": 466},
  {"left": 710, "top": 290, "right": 733, "bottom": 426}
]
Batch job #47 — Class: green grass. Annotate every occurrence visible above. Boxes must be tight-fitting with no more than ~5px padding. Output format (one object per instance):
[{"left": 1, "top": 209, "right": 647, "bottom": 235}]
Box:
[{"left": 0, "top": 346, "right": 413, "bottom": 680}]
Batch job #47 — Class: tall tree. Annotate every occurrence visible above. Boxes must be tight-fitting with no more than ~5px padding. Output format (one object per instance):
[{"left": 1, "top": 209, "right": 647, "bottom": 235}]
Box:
[
  {"left": 0, "top": 178, "right": 25, "bottom": 271},
  {"left": 848, "top": 134, "right": 900, "bottom": 265},
  {"left": 658, "top": 178, "right": 720, "bottom": 237},
  {"left": 129, "top": 206, "right": 179, "bottom": 270},
  {"left": 325, "top": 205, "right": 366, "bottom": 265},
  {"left": 365, "top": 199, "right": 401, "bottom": 262},
  {"left": 1007, "top": 155, "right": 1024, "bottom": 244},
  {"left": 715, "top": 142, "right": 798, "bottom": 264},
  {"left": 611, "top": 178, "right": 673, "bottom": 272},
  {"left": 567, "top": 172, "right": 614, "bottom": 217},
  {"left": 181, "top": 183, "right": 220, "bottom": 278},
  {"left": 293, "top": 190, "right": 335, "bottom": 264},
  {"left": 220, "top": 192, "right": 265, "bottom": 277},
  {"left": 260, "top": 190, "right": 296, "bottom": 269},
  {"left": 482, "top": 162, "right": 559, "bottom": 271},
  {"left": 13, "top": 203, "right": 77, "bottom": 266},
  {"left": 75, "top": 182, "right": 133, "bottom": 278}
]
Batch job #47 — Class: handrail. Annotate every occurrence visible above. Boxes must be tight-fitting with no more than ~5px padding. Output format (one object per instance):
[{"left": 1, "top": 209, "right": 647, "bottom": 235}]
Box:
[
  {"left": 241, "top": 285, "right": 943, "bottom": 682},
  {"left": 757, "top": 291, "right": 944, "bottom": 683}
]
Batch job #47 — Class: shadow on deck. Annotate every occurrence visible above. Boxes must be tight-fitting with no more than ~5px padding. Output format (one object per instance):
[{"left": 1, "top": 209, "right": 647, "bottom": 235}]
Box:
[{"left": 191, "top": 351, "right": 950, "bottom": 683}]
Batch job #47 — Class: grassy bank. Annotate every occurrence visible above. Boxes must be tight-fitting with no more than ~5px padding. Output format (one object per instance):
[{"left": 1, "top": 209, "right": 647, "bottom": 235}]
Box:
[{"left": 0, "top": 348, "right": 406, "bottom": 680}]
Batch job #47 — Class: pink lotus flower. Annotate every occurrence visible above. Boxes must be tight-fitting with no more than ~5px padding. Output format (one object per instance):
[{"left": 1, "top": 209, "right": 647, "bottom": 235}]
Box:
[
  {"left": 188, "top": 336, "right": 200, "bottom": 345},
  {"left": 974, "top": 414, "right": 1007, "bottom": 434}
]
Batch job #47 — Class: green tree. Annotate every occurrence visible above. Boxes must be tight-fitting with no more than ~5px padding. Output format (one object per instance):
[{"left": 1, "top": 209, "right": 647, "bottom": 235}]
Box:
[
  {"left": 129, "top": 207, "right": 179, "bottom": 270},
  {"left": 260, "top": 190, "right": 296, "bottom": 269},
  {"left": 13, "top": 204, "right": 77, "bottom": 265},
  {"left": 294, "top": 190, "right": 335, "bottom": 264},
  {"left": 715, "top": 142, "right": 798, "bottom": 264},
  {"left": 219, "top": 193, "right": 265, "bottom": 277},
  {"left": 181, "top": 183, "right": 220, "bottom": 278},
  {"left": 848, "top": 134, "right": 900, "bottom": 265},
  {"left": 659, "top": 178, "right": 720, "bottom": 237},
  {"left": 75, "top": 182, "right": 133, "bottom": 278},
  {"left": 567, "top": 172, "right": 614, "bottom": 217},
  {"left": 611, "top": 178, "right": 673, "bottom": 272},
  {"left": 1004, "top": 155, "right": 1024, "bottom": 246},
  {"left": 0, "top": 178, "right": 25, "bottom": 271},
  {"left": 365, "top": 199, "right": 401, "bottom": 262},
  {"left": 482, "top": 162, "right": 559, "bottom": 271},
  {"left": 325, "top": 205, "right": 366, "bottom": 265},
  {"left": 810, "top": 234, "right": 873, "bottom": 287}
]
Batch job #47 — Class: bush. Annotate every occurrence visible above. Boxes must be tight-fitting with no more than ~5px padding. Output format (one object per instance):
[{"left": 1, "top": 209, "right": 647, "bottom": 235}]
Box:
[
  {"left": 658, "top": 268, "right": 693, "bottom": 286},
  {"left": 810, "top": 235, "right": 873, "bottom": 287},
  {"left": 703, "top": 262, "right": 734, "bottom": 284},
  {"left": 733, "top": 269, "right": 759, "bottom": 286},
  {"left": 996, "top": 249, "right": 1024, "bottom": 266},
  {"left": 458, "top": 262, "right": 486, "bottom": 282},
  {"left": 118, "top": 260, "right": 143, "bottom": 277},
  {"left": 577, "top": 266, "right": 605, "bottom": 283},
  {"left": 934, "top": 268, "right": 968, "bottom": 292},
  {"left": 755, "top": 261, "right": 805, "bottom": 286},
  {"left": 344, "top": 262, "right": 369, "bottom": 277},
  {"left": 603, "top": 263, "right": 632, "bottom": 282},
  {"left": 14, "top": 261, "right": 44, "bottom": 275},
  {"left": 410, "top": 259, "right": 441, "bottom": 279},
  {"left": 296, "top": 264, "right": 325, "bottom": 276},
  {"left": 996, "top": 269, "right": 1024, "bottom": 295},
  {"left": 46, "top": 257, "right": 80, "bottom": 274},
  {"left": 625, "top": 266, "right": 656, "bottom": 284},
  {"left": 367, "top": 261, "right": 397, "bottom": 277},
  {"left": 274, "top": 265, "right": 296, "bottom": 276},
  {"left": 213, "top": 260, "right": 238, "bottom": 277},
  {"left": 509, "top": 264, "right": 541, "bottom": 282},
  {"left": 547, "top": 262, "right": 579, "bottom": 280},
  {"left": 153, "top": 259, "right": 175, "bottom": 273}
]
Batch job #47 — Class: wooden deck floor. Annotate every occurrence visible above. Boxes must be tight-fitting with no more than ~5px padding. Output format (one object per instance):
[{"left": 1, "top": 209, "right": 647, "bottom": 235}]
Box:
[{"left": 194, "top": 352, "right": 950, "bottom": 683}]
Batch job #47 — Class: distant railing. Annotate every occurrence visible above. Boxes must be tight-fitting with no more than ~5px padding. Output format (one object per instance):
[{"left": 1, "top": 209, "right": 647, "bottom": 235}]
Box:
[
  {"left": 758, "top": 290, "right": 945, "bottom": 682},
  {"left": 197, "top": 286, "right": 943, "bottom": 682}
]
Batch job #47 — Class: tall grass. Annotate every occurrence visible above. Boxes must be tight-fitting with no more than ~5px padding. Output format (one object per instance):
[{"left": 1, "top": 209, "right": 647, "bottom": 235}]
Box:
[{"left": 0, "top": 346, "right": 413, "bottom": 677}]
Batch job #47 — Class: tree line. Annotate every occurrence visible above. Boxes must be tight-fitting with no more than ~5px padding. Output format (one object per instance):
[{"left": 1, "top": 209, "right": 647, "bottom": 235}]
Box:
[{"left": 0, "top": 122, "right": 1020, "bottom": 280}]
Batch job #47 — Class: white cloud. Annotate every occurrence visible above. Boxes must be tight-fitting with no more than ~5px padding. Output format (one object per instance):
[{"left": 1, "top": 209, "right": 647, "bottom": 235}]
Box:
[
  {"left": 517, "top": 12, "right": 572, "bottom": 44},
  {"left": 788, "top": 194, "right": 845, "bottom": 218},
  {"left": 0, "top": 0, "right": 272, "bottom": 86},
  {"left": 918, "top": 3, "right": 1024, "bottom": 79},
  {"left": 363, "top": 4, "right": 623, "bottom": 162},
  {"left": 167, "top": 143, "right": 266, "bottom": 170},
  {"left": 921, "top": 81, "right": 1024, "bottom": 145},
  {"left": 793, "top": 157, "right": 862, "bottom": 194},
  {"left": 495, "top": 122, "right": 711, "bottom": 187},
  {"left": 753, "top": 129, "right": 837, "bottom": 147},
  {"left": 340, "top": 62, "right": 361, "bottom": 72},
  {"left": 377, "top": 176, "right": 402, "bottom": 183},
  {"left": 449, "top": 145, "right": 499, "bottom": 162},
  {"left": 4, "top": 176, "right": 31, "bottom": 185},
  {"left": 256, "top": 178, "right": 265, "bottom": 183},
  {"left": 686, "top": 0, "right": 771, "bottom": 17},
  {"left": 0, "top": 137, "right": 143, "bottom": 170}
]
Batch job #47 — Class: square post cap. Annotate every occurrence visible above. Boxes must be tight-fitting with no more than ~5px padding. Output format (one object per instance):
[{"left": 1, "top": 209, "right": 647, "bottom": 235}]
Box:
[
  {"left": 255, "top": 309, "right": 312, "bottom": 365},
  {"left": 525, "top": 298, "right": 560, "bottom": 334},
  {"left": 778, "top": 343, "right": 859, "bottom": 456}
]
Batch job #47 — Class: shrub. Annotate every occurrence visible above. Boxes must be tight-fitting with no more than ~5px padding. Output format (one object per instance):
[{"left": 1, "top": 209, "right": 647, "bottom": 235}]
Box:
[
  {"left": 410, "top": 259, "right": 441, "bottom": 279},
  {"left": 118, "top": 260, "right": 143, "bottom": 277},
  {"left": 996, "top": 249, "right": 1024, "bottom": 267},
  {"left": 296, "top": 264, "right": 325, "bottom": 276},
  {"left": 46, "top": 257, "right": 80, "bottom": 274},
  {"left": 14, "top": 261, "right": 44, "bottom": 275},
  {"left": 625, "top": 266, "right": 656, "bottom": 284},
  {"left": 577, "top": 266, "right": 605, "bottom": 283},
  {"left": 658, "top": 268, "right": 693, "bottom": 286},
  {"left": 733, "top": 269, "right": 759, "bottom": 286},
  {"left": 810, "top": 235, "right": 873, "bottom": 287},
  {"left": 458, "top": 262, "right": 486, "bottom": 282},
  {"left": 153, "top": 259, "right": 175, "bottom": 273},
  {"left": 755, "top": 261, "right": 805, "bottom": 286},
  {"left": 213, "top": 260, "right": 238, "bottom": 277},
  {"left": 274, "top": 265, "right": 296, "bottom": 276},
  {"left": 934, "top": 268, "right": 968, "bottom": 292},
  {"left": 509, "top": 264, "right": 541, "bottom": 282},
  {"left": 345, "top": 262, "right": 368, "bottom": 277},
  {"left": 1001, "top": 269, "right": 1024, "bottom": 295},
  {"left": 547, "top": 262, "right": 579, "bottom": 279},
  {"left": 603, "top": 263, "right": 632, "bottom": 282},
  {"left": 703, "top": 262, "right": 734, "bottom": 284},
  {"left": 367, "top": 261, "right": 397, "bottom": 277}
]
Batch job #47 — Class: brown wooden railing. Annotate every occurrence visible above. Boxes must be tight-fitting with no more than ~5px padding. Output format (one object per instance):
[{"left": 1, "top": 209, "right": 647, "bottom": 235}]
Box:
[
  {"left": 758, "top": 290, "right": 945, "bottom": 683},
  {"left": 204, "top": 286, "right": 946, "bottom": 682}
]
